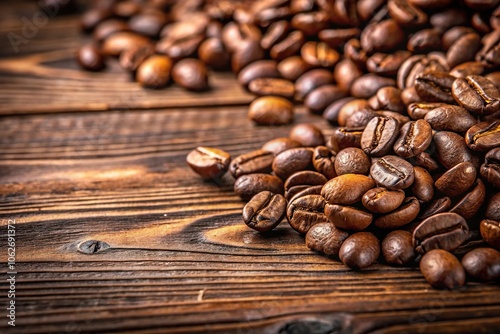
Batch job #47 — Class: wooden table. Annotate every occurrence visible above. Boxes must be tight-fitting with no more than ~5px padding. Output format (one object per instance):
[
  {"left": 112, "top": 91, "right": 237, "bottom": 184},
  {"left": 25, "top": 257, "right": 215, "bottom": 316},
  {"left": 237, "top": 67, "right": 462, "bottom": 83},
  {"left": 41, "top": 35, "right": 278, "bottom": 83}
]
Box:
[{"left": 1, "top": 2, "right": 499, "bottom": 333}]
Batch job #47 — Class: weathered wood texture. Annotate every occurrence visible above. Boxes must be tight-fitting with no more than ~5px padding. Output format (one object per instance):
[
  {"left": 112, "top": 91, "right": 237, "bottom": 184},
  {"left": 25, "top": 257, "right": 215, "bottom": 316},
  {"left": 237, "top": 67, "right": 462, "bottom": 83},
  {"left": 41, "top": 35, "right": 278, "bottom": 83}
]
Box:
[{"left": 0, "top": 1, "right": 499, "bottom": 334}]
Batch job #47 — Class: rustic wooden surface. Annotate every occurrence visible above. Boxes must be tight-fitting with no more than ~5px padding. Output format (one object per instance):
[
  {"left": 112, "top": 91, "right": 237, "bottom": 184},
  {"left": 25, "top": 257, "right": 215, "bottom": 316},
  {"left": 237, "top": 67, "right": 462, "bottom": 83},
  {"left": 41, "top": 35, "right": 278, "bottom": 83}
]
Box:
[{"left": 0, "top": 1, "right": 499, "bottom": 333}]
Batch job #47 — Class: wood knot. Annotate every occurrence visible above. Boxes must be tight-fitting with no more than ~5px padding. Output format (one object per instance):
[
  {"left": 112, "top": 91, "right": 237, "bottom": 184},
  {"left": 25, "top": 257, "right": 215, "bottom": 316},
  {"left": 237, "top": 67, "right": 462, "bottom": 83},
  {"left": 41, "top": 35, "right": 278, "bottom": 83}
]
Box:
[
  {"left": 278, "top": 317, "right": 345, "bottom": 334},
  {"left": 77, "top": 240, "right": 110, "bottom": 254}
]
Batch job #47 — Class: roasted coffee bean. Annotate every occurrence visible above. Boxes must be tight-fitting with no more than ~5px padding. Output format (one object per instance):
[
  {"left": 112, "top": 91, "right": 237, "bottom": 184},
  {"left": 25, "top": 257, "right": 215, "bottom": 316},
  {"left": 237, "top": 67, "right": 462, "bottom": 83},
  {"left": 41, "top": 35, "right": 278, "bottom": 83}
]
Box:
[
  {"left": 323, "top": 97, "right": 355, "bottom": 125},
  {"left": 434, "top": 131, "right": 475, "bottom": 169},
  {"left": 388, "top": 0, "right": 427, "bottom": 27},
  {"left": 238, "top": 60, "right": 280, "bottom": 88},
  {"left": 375, "top": 197, "right": 420, "bottom": 229},
  {"left": 301, "top": 41, "right": 339, "bottom": 68},
  {"left": 412, "top": 151, "right": 440, "bottom": 171},
  {"left": 418, "top": 197, "right": 452, "bottom": 220},
  {"left": 172, "top": 58, "right": 208, "bottom": 91},
  {"left": 465, "top": 0, "right": 500, "bottom": 10},
  {"left": 446, "top": 33, "right": 481, "bottom": 68},
  {"left": 449, "top": 61, "right": 485, "bottom": 78},
  {"left": 362, "top": 187, "right": 405, "bottom": 214},
  {"left": 243, "top": 191, "right": 286, "bottom": 232},
  {"left": 272, "top": 147, "right": 314, "bottom": 180},
  {"left": 435, "top": 162, "right": 477, "bottom": 197},
  {"left": 397, "top": 54, "right": 449, "bottom": 89},
  {"left": 290, "top": 0, "right": 315, "bottom": 13},
  {"left": 287, "top": 195, "right": 329, "bottom": 234},
  {"left": 156, "top": 34, "right": 204, "bottom": 61},
  {"left": 476, "top": 30, "right": 500, "bottom": 67},
  {"left": 375, "top": 111, "right": 411, "bottom": 125},
  {"left": 255, "top": 5, "right": 291, "bottom": 27},
  {"left": 371, "top": 155, "right": 415, "bottom": 190},
  {"left": 415, "top": 72, "right": 455, "bottom": 103},
  {"left": 350, "top": 75, "right": 396, "bottom": 99},
  {"left": 339, "top": 232, "right": 380, "bottom": 269},
  {"left": 486, "top": 193, "right": 500, "bottom": 220},
  {"left": 277, "top": 56, "right": 313, "bottom": 81},
  {"left": 248, "top": 78, "right": 295, "bottom": 99},
  {"left": 290, "top": 11, "right": 329, "bottom": 35},
  {"left": 450, "top": 178, "right": 485, "bottom": 219},
  {"left": 442, "top": 27, "right": 476, "bottom": 51},
  {"left": 425, "top": 105, "right": 476, "bottom": 133},
  {"left": 368, "top": 52, "right": 411, "bottom": 78},
  {"left": 230, "top": 149, "right": 274, "bottom": 178},
  {"left": 334, "top": 59, "right": 363, "bottom": 93},
  {"left": 119, "top": 44, "right": 154, "bottom": 72},
  {"left": 234, "top": 173, "right": 284, "bottom": 201},
  {"left": 373, "top": 87, "right": 406, "bottom": 114},
  {"left": 187, "top": 146, "right": 231, "bottom": 180},
  {"left": 198, "top": 37, "right": 230, "bottom": 70},
  {"left": 357, "top": 0, "right": 386, "bottom": 21},
  {"left": 401, "top": 87, "right": 423, "bottom": 106},
  {"left": 305, "top": 85, "right": 347, "bottom": 114},
  {"left": 420, "top": 249, "right": 466, "bottom": 289},
  {"left": 231, "top": 39, "right": 265, "bottom": 73},
  {"left": 322, "top": 174, "right": 375, "bottom": 205},
  {"left": 334, "top": 148, "right": 370, "bottom": 176},
  {"left": 325, "top": 204, "right": 373, "bottom": 231},
  {"left": 248, "top": 96, "right": 294, "bottom": 126},
  {"left": 452, "top": 75, "right": 500, "bottom": 116},
  {"left": 411, "top": 166, "right": 434, "bottom": 203},
  {"left": 462, "top": 248, "right": 500, "bottom": 282},
  {"left": 360, "top": 19, "right": 404, "bottom": 53},
  {"left": 407, "top": 102, "right": 443, "bottom": 120},
  {"left": 407, "top": 29, "right": 442, "bottom": 53},
  {"left": 330, "top": 0, "right": 360, "bottom": 26},
  {"left": 318, "top": 28, "right": 361, "bottom": 48},
  {"left": 128, "top": 11, "right": 168, "bottom": 38},
  {"left": 480, "top": 148, "right": 500, "bottom": 188},
  {"left": 136, "top": 55, "right": 172, "bottom": 88},
  {"left": 81, "top": 8, "right": 114, "bottom": 32},
  {"left": 312, "top": 146, "right": 337, "bottom": 179},
  {"left": 306, "top": 223, "right": 350, "bottom": 256},
  {"left": 260, "top": 20, "right": 289, "bottom": 50},
  {"left": 262, "top": 137, "right": 301, "bottom": 156},
  {"left": 337, "top": 99, "right": 372, "bottom": 127},
  {"left": 93, "top": 19, "right": 129, "bottom": 43},
  {"left": 102, "top": 32, "right": 151, "bottom": 57},
  {"left": 465, "top": 121, "right": 500, "bottom": 152},
  {"left": 289, "top": 184, "right": 323, "bottom": 203},
  {"left": 113, "top": 2, "right": 141, "bottom": 18},
  {"left": 330, "top": 127, "right": 363, "bottom": 152},
  {"left": 295, "top": 69, "right": 333, "bottom": 102},
  {"left": 480, "top": 219, "right": 500, "bottom": 250},
  {"left": 343, "top": 39, "right": 368, "bottom": 69},
  {"left": 284, "top": 171, "right": 328, "bottom": 201},
  {"left": 430, "top": 7, "right": 468, "bottom": 30},
  {"left": 77, "top": 43, "right": 105, "bottom": 71},
  {"left": 289, "top": 124, "right": 325, "bottom": 147},
  {"left": 394, "top": 120, "right": 432, "bottom": 159},
  {"left": 472, "top": 13, "right": 493, "bottom": 36},
  {"left": 382, "top": 230, "right": 416, "bottom": 266},
  {"left": 413, "top": 212, "right": 469, "bottom": 254},
  {"left": 221, "top": 22, "right": 260, "bottom": 53},
  {"left": 361, "top": 117, "right": 400, "bottom": 157},
  {"left": 345, "top": 109, "right": 376, "bottom": 129},
  {"left": 270, "top": 30, "right": 305, "bottom": 61}
]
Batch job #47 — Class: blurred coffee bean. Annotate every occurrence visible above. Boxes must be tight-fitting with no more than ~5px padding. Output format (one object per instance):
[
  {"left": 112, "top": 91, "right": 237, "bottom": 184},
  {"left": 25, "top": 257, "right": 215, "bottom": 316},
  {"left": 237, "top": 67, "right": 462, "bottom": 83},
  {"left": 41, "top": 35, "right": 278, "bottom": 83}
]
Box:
[
  {"left": 261, "top": 20, "right": 289, "bottom": 50},
  {"left": 449, "top": 62, "right": 485, "bottom": 79},
  {"left": 238, "top": 60, "right": 280, "bottom": 88},
  {"left": 230, "top": 149, "right": 274, "bottom": 178},
  {"left": 350, "top": 74, "right": 396, "bottom": 99},
  {"left": 248, "top": 96, "right": 294, "bottom": 126},
  {"left": 388, "top": 0, "right": 427, "bottom": 27},
  {"left": 102, "top": 32, "right": 151, "bottom": 57},
  {"left": 249, "top": 78, "right": 295, "bottom": 100},
  {"left": 128, "top": 10, "right": 168, "bottom": 38},
  {"left": 295, "top": 69, "right": 334, "bottom": 101},
  {"left": 318, "top": 28, "right": 361, "bottom": 48},
  {"left": 77, "top": 43, "right": 105, "bottom": 71},
  {"left": 93, "top": 19, "right": 129, "bottom": 42},
  {"left": 486, "top": 193, "right": 500, "bottom": 221},
  {"left": 231, "top": 39, "right": 265, "bottom": 73},
  {"left": 277, "top": 56, "right": 313, "bottom": 81},
  {"left": 136, "top": 55, "right": 172, "bottom": 88},
  {"left": 198, "top": 38, "right": 230, "bottom": 70},
  {"left": 305, "top": 85, "right": 347, "bottom": 114},
  {"left": 329, "top": 127, "right": 364, "bottom": 152},
  {"left": 301, "top": 41, "right": 339, "bottom": 68},
  {"left": 397, "top": 54, "right": 449, "bottom": 89},
  {"left": 366, "top": 51, "right": 411, "bottom": 77},
  {"left": 172, "top": 58, "right": 209, "bottom": 91},
  {"left": 360, "top": 19, "right": 404, "bottom": 53},
  {"left": 407, "top": 102, "right": 444, "bottom": 120},
  {"left": 430, "top": 8, "right": 468, "bottom": 31},
  {"left": 446, "top": 33, "right": 481, "bottom": 69},
  {"left": 291, "top": 11, "right": 329, "bottom": 36},
  {"left": 289, "top": 124, "right": 325, "bottom": 147},
  {"left": 323, "top": 97, "right": 355, "bottom": 125},
  {"left": 262, "top": 137, "right": 301, "bottom": 156},
  {"left": 270, "top": 31, "right": 305, "bottom": 61},
  {"left": 407, "top": 29, "right": 442, "bottom": 53},
  {"left": 334, "top": 59, "right": 363, "bottom": 93},
  {"left": 119, "top": 44, "right": 154, "bottom": 72},
  {"left": 476, "top": 29, "right": 500, "bottom": 67}
]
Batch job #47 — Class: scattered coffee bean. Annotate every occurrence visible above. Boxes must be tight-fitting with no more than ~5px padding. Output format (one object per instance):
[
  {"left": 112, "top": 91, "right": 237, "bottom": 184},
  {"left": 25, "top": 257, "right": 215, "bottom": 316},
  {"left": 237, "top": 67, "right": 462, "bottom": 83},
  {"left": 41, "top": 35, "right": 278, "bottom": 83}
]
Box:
[
  {"left": 382, "top": 230, "right": 416, "bottom": 266},
  {"left": 462, "top": 248, "right": 500, "bottom": 282},
  {"left": 248, "top": 78, "right": 295, "bottom": 100},
  {"left": 248, "top": 96, "right": 294, "bottom": 126},
  {"left": 262, "top": 137, "right": 301, "bottom": 156},
  {"left": 186, "top": 146, "right": 231, "bottom": 180},
  {"left": 435, "top": 161, "right": 477, "bottom": 197},
  {"left": 77, "top": 43, "right": 105, "bottom": 71},
  {"left": 420, "top": 249, "right": 466, "bottom": 289},
  {"left": 339, "top": 232, "right": 380, "bottom": 269},
  {"left": 230, "top": 149, "right": 274, "bottom": 178},
  {"left": 243, "top": 191, "right": 286, "bottom": 232},
  {"left": 136, "top": 55, "right": 172, "bottom": 88},
  {"left": 272, "top": 147, "right": 314, "bottom": 180},
  {"left": 374, "top": 197, "right": 420, "bottom": 229},
  {"left": 289, "top": 124, "right": 325, "bottom": 147},
  {"left": 234, "top": 173, "right": 284, "bottom": 201},
  {"left": 284, "top": 171, "right": 327, "bottom": 201},
  {"left": 172, "top": 58, "right": 209, "bottom": 91}
]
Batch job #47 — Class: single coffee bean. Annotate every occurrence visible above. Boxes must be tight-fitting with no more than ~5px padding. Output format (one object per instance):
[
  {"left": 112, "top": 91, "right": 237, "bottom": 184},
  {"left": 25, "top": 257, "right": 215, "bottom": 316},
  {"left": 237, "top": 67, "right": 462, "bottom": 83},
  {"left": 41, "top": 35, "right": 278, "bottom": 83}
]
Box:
[
  {"left": 366, "top": 51, "right": 411, "bottom": 77},
  {"left": 343, "top": 39, "right": 368, "bottom": 69},
  {"left": 290, "top": 0, "right": 315, "bottom": 13},
  {"left": 345, "top": 109, "right": 376, "bottom": 129},
  {"left": 394, "top": 120, "right": 432, "bottom": 159},
  {"left": 77, "top": 43, "right": 105, "bottom": 71},
  {"left": 172, "top": 58, "right": 209, "bottom": 91},
  {"left": 446, "top": 33, "right": 481, "bottom": 69},
  {"left": 287, "top": 195, "right": 329, "bottom": 234},
  {"left": 442, "top": 26, "right": 476, "bottom": 51},
  {"left": 232, "top": 39, "right": 265, "bottom": 74},
  {"left": 412, "top": 151, "right": 440, "bottom": 172},
  {"left": 357, "top": 0, "right": 386, "bottom": 22},
  {"left": 289, "top": 184, "right": 323, "bottom": 203},
  {"left": 334, "top": 59, "right": 363, "bottom": 93},
  {"left": 270, "top": 30, "right": 305, "bottom": 61},
  {"left": 350, "top": 75, "right": 396, "bottom": 99},
  {"left": 465, "top": 121, "right": 500, "bottom": 152},
  {"left": 339, "top": 232, "right": 380, "bottom": 269},
  {"left": 413, "top": 212, "right": 469, "bottom": 254},
  {"left": 449, "top": 61, "right": 485, "bottom": 78},
  {"left": 452, "top": 75, "right": 500, "bottom": 116},
  {"left": 81, "top": 8, "right": 114, "bottom": 32},
  {"left": 371, "top": 155, "right": 415, "bottom": 190},
  {"left": 305, "top": 85, "right": 347, "bottom": 114},
  {"left": 93, "top": 19, "right": 129, "bottom": 43},
  {"left": 462, "top": 248, "right": 500, "bottom": 282},
  {"left": 435, "top": 161, "right": 477, "bottom": 197},
  {"left": 480, "top": 219, "right": 500, "bottom": 250},
  {"left": 136, "top": 55, "right": 172, "bottom": 88},
  {"left": 186, "top": 146, "right": 231, "bottom": 180},
  {"left": 360, "top": 19, "right": 404, "bottom": 53},
  {"left": 156, "top": 34, "right": 204, "bottom": 61},
  {"left": 290, "top": 11, "right": 329, "bottom": 36},
  {"left": 382, "top": 230, "right": 416, "bottom": 266},
  {"left": 401, "top": 87, "right": 423, "bottom": 106},
  {"left": 295, "top": 69, "right": 333, "bottom": 102},
  {"left": 450, "top": 178, "right": 485, "bottom": 219},
  {"left": 289, "top": 124, "right": 325, "bottom": 147},
  {"left": 284, "top": 171, "right": 328, "bottom": 201},
  {"left": 198, "top": 37, "right": 230, "bottom": 70},
  {"left": 374, "top": 197, "right": 420, "bottom": 229},
  {"left": 301, "top": 41, "right": 339, "bottom": 68},
  {"left": 415, "top": 72, "right": 455, "bottom": 103},
  {"left": 329, "top": 0, "right": 360, "bottom": 26},
  {"left": 361, "top": 117, "right": 400, "bottom": 157},
  {"left": 434, "top": 131, "right": 475, "bottom": 169},
  {"left": 260, "top": 20, "right": 289, "bottom": 50},
  {"left": 234, "top": 173, "right": 284, "bottom": 201},
  {"left": 119, "top": 44, "right": 154, "bottom": 72},
  {"left": 480, "top": 148, "right": 500, "bottom": 188},
  {"left": 418, "top": 197, "right": 452, "bottom": 220},
  {"left": 113, "top": 2, "right": 141, "bottom": 18},
  {"left": 430, "top": 7, "right": 468, "bottom": 31},
  {"left": 411, "top": 166, "right": 434, "bottom": 203},
  {"left": 238, "top": 60, "right": 280, "bottom": 88},
  {"left": 272, "top": 147, "right": 314, "bottom": 180},
  {"left": 248, "top": 96, "right": 294, "bottom": 126},
  {"left": 373, "top": 87, "right": 406, "bottom": 113},
  {"left": 243, "top": 191, "right": 286, "bottom": 232},
  {"left": 329, "top": 127, "right": 363, "bottom": 152},
  {"left": 262, "top": 137, "right": 301, "bottom": 156},
  {"left": 407, "top": 28, "right": 442, "bottom": 53},
  {"left": 407, "top": 102, "right": 445, "bottom": 120},
  {"left": 322, "top": 174, "right": 375, "bottom": 205},
  {"left": 277, "top": 56, "right": 313, "bottom": 81},
  {"left": 337, "top": 99, "right": 372, "bottom": 127},
  {"left": 128, "top": 11, "right": 168, "bottom": 38},
  {"left": 221, "top": 22, "right": 260, "bottom": 53},
  {"left": 425, "top": 105, "right": 476, "bottom": 133},
  {"left": 255, "top": 5, "right": 291, "bottom": 27},
  {"left": 334, "top": 148, "right": 370, "bottom": 176},
  {"left": 102, "top": 32, "right": 151, "bottom": 57},
  {"left": 397, "top": 54, "right": 449, "bottom": 89},
  {"left": 318, "top": 28, "right": 361, "bottom": 49},
  {"left": 229, "top": 149, "right": 274, "bottom": 178},
  {"left": 325, "top": 204, "right": 373, "bottom": 231},
  {"left": 486, "top": 193, "right": 500, "bottom": 220},
  {"left": 312, "top": 146, "right": 337, "bottom": 179},
  {"left": 362, "top": 187, "right": 405, "bottom": 214},
  {"left": 248, "top": 78, "right": 295, "bottom": 100},
  {"left": 375, "top": 111, "right": 411, "bottom": 125},
  {"left": 388, "top": 0, "right": 427, "bottom": 27},
  {"left": 306, "top": 223, "right": 350, "bottom": 256},
  {"left": 476, "top": 30, "right": 500, "bottom": 67},
  {"left": 420, "top": 249, "right": 466, "bottom": 289}
]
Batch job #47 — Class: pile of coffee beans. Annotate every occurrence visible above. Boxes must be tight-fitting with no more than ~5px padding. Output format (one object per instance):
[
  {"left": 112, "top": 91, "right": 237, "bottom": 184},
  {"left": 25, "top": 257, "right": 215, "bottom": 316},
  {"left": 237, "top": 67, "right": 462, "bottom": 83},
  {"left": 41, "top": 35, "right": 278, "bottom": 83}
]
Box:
[{"left": 77, "top": 0, "right": 500, "bottom": 288}]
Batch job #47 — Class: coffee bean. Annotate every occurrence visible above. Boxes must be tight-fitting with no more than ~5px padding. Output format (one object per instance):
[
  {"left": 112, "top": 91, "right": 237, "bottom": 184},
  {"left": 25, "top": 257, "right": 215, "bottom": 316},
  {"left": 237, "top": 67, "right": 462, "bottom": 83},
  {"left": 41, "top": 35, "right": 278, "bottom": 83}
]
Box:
[
  {"left": 486, "top": 193, "right": 500, "bottom": 220},
  {"left": 77, "top": 43, "right": 105, "bottom": 71},
  {"left": 415, "top": 72, "right": 455, "bottom": 104},
  {"left": 334, "top": 148, "right": 370, "bottom": 176},
  {"left": 312, "top": 146, "right": 337, "bottom": 179},
  {"left": 345, "top": 109, "right": 377, "bottom": 129},
  {"left": 136, "top": 55, "right": 172, "bottom": 88},
  {"left": 362, "top": 187, "right": 406, "bottom": 214},
  {"left": 397, "top": 54, "right": 449, "bottom": 89},
  {"left": 401, "top": 87, "right": 423, "bottom": 106},
  {"left": 382, "top": 230, "right": 416, "bottom": 266},
  {"left": 375, "top": 111, "right": 411, "bottom": 126},
  {"left": 462, "top": 248, "right": 500, "bottom": 282},
  {"left": 318, "top": 28, "right": 361, "bottom": 48},
  {"left": 360, "top": 19, "right": 404, "bottom": 53},
  {"left": 476, "top": 30, "right": 500, "bottom": 67},
  {"left": 287, "top": 195, "right": 330, "bottom": 234},
  {"left": 480, "top": 148, "right": 500, "bottom": 188},
  {"left": 248, "top": 96, "right": 294, "bottom": 126},
  {"left": 284, "top": 171, "right": 328, "bottom": 201},
  {"left": 370, "top": 155, "right": 415, "bottom": 190},
  {"left": 446, "top": 33, "right": 482, "bottom": 68},
  {"left": 413, "top": 212, "right": 469, "bottom": 254},
  {"left": 81, "top": 8, "right": 114, "bottom": 32},
  {"left": 433, "top": 131, "right": 475, "bottom": 169},
  {"left": 480, "top": 219, "right": 500, "bottom": 250},
  {"left": 102, "top": 31, "right": 151, "bottom": 57},
  {"left": 413, "top": 151, "right": 440, "bottom": 172},
  {"left": 243, "top": 191, "right": 286, "bottom": 232},
  {"left": 449, "top": 61, "right": 485, "bottom": 78},
  {"left": 375, "top": 197, "right": 420, "bottom": 229},
  {"left": 339, "top": 232, "right": 380, "bottom": 269},
  {"left": 350, "top": 74, "right": 396, "bottom": 99},
  {"left": 221, "top": 22, "right": 260, "bottom": 53},
  {"left": 435, "top": 161, "right": 477, "bottom": 197},
  {"left": 357, "top": 0, "right": 386, "bottom": 22},
  {"left": 249, "top": 78, "right": 295, "bottom": 100},
  {"left": 305, "top": 85, "right": 347, "bottom": 114},
  {"left": 411, "top": 166, "right": 434, "bottom": 203},
  {"left": 289, "top": 124, "right": 325, "bottom": 147},
  {"left": 373, "top": 87, "right": 406, "bottom": 113},
  {"left": 465, "top": 121, "right": 500, "bottom": 152},
  {"left": 394, "top": 120, "right": 432, "bottom": 159},
  {"left": 388, "top": 0, "right": 427, "bottom": 27},
  {"left": 272, "top": 147, "right": 314, "bottom": 180},
  {"left": 238, "top": 60, "right": 280, "bottom": 88},
  {"left": 301, "top": 41, "right": 339, "bottom": 68},
  {"left": 198, "top": 37, "right": 230, "bottom": 70},
  {"left": 418, "top": 197, "right": 452, "bottom": 220},
  {"left": 234, "top": 173, "right": 284, "bottom": 201},
  {"left": 291, "top": 11, "right": 330, "bottom": 35},
  {"left": 295, "top": 69, "right": 333, "bottom": 101},
  {"left": 343, "top": 39, "right": 368, "bottom": 69},
  {"left": 430, "top": 8, "right": 468, "bottom": 30},
  {"left": 93, "top": 19, "right": 129, "bottom": 43},
  {"left": 450, "top": 178, "right": 485, "bottom": 219},
  {"left": 337, "top": 99, "right": 372, "bottom": 127},
  {"left": 305, "top": 223, "right": 350, "bottom": 256},
  {"left": 329, "top": 127, "right": 363, "bottom": 152},
  {"left": 262, "top": 137, "right": 301, "bottom": 156},
  {"left": 186, "top": 146, "right": 231, "bottom": 180},
  {"left": 270, "top": 30, "right": 305, "bottom": 61},
  {"left": 425, "top": 104, "right": 477, "bottom": 133},
  {"left": 325, "top": 203, "right": 373, "bottom": 231},
  {"left": 452, "top": 75, "right": 500, "bottom": 116},
  {"left": 230, "top": 149, "right": 274, "bottom": 178},
  {"left": 260, "top": 20, "right": 289, "bottom": 50},
  {"left": 407, "top": 102, "right": 445, "bottom": 120},
  {"left": 322, "top": 174, "right": 375, "bottom": 205},
  {"left": 324, "top": 98, "right": 355, "bottom": 125},
  {"left": 361, "top": 117, "right": 400, "bottom": 157},
  {"left": 128, "top": 11, "right": 168, "bottom": 38},
  {"left": 420, "top": 249, "right": 466, "bottom": 289},
  {"left": 119, "top": 44, "right": 154, "bottom": 72},
  {"left": 407, "top": 29, "right": 442, "bottom": 53},
  {"left": 277, "top": 56, "right": 313, "bottom": 81},
  {"left": 232, "top": 39, "right": 265, "bottom": 73},
  {"left": 333, "top": 59, "right": 363, "bottom": 93},
  {"left": 289, "top": 184, "right": 323, "bottom": 203}
]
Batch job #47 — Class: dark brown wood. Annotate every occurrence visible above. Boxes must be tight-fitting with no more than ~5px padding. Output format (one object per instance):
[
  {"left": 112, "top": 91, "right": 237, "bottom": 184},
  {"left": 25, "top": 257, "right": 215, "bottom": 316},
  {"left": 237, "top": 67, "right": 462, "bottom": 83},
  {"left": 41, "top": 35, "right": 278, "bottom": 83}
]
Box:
[{"left": 0, "top": 1, "right": 499, "bottom": 334}]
